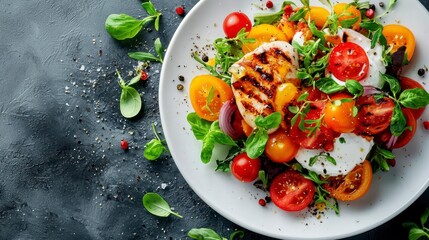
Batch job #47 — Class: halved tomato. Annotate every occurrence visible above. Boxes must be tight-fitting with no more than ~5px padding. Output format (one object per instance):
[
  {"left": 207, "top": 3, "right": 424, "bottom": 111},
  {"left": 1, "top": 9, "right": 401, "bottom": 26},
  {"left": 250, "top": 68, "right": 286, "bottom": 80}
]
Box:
[
  {"left": 324, "top": 160, "right": 372, "bottom": 201},
  {"left": 270, "top": 170, "right": 315, "bottom": 211},
  {"left": 355, "top": 95, "right": 395, "bottom": 135},
  {"left": 382, "top": 24, "right": 415, "bottom": 62},
  {"left": 242, "top": 24, "right": 287, "bottom": 54},
  {"left": 393, "top": 108, "right": 417, "bottom": 148},
  {"left": 189, "top": 75, "right": 233, "bottom": 121}
]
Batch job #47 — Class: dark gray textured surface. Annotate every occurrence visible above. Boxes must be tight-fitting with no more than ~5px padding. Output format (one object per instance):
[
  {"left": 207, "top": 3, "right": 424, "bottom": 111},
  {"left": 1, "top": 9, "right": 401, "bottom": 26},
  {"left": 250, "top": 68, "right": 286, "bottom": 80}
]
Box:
[{"left": 0, "top": 0, "right": 428, "bottom": 239}]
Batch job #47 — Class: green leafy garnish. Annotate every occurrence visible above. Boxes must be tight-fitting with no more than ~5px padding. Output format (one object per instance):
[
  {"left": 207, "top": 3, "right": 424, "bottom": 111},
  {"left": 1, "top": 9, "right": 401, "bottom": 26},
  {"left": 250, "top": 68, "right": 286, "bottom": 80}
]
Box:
[
  {"left": 309, "top": 153, "right": 337, "bottom": 167},
  {"left": 128, "top": 38, "right": 164, "bottom": 62},
  {"left": 302, "top": 170, "right": 339, "bottom": 214},
  {"left": 187, "top": 113, "right": 238, "bottom": 163},
  {"left": 105, "top": 1, "right": 161, "bottom": 40},
  {"left": 144, "top": 123, "right": 169, "bottom": 160},
  {"left": 258, "top": 170, "right": 269, "bottom": 189},
  {"left": 368, "top": 145, "right": 395, "bottom": 172},
  {"left": 116, "top": 70, "right": 142, "bottom": 118},
  {"left": 402, "top": 208, "right": 429, "bottom": 240},
  {"left": 245, "top": 112, "right": 282, "bottom": 159},
  {"left": 188, "top": 228, "right": 245, "bottom": 240},
  {"left": 142, "top": 192, "right": 182, "bottom": 218},
  {"left": 253, "top": 1, "right": 295, "bottom": 25}
]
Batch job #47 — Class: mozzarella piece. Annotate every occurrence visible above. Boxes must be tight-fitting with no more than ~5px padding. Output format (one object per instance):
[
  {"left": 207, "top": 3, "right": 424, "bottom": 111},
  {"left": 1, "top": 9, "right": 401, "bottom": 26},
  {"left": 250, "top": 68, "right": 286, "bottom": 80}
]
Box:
[
  {"left": 328, "top": 29, "right": 386, "bottom": 89},
  {"left": 295, "top": 133, "right": 374, "bottom": 177}
]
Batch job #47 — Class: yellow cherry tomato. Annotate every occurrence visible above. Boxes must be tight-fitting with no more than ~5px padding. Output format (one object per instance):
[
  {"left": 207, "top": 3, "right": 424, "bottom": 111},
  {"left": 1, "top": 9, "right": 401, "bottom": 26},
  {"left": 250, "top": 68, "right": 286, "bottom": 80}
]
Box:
[
  {"left": 305, "top": 6, "right": 330, "bottom": 29},
  {"left": 382, "top": 24, "right": 416, "bottom": 62},
  {"left": 242, "top": 24, "right": 287, "bottom": 54},
  {"left": 333, "top": 3, "right": 361, "bottom": 30}
]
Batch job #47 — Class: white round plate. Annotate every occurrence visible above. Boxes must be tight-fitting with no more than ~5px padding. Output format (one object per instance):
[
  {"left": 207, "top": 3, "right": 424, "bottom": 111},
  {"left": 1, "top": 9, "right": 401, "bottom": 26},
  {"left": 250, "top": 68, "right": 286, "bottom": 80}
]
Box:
[{"left": 159, "top": 0, "right": 429, "bottom": 239}]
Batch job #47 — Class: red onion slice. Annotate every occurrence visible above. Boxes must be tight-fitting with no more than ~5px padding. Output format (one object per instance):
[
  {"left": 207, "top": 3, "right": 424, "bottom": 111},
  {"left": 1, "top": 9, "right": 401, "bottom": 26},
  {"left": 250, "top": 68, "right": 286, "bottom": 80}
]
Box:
[
  {"left": 363, "top": 86, "right": 382, "bottom": 96},
  {"left": 386, "top": 135, "right": 398, "bottom": 149},
  {"left": 219, "top": 99, "right": 244, "bottom": 140}
]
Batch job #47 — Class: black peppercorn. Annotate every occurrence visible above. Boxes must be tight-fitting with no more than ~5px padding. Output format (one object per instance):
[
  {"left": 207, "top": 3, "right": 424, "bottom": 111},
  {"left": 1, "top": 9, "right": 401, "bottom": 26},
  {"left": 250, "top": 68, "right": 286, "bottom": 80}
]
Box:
[
  {"left": 177, "top": 84, "right": 184, "bottom": 90},
  {"left": 202, "top": 54, "right": 209, "bottom": 62},
  {"left": 418, "top": 68, "right": 426, "bottom": 77},
  {"left": 379, "top": 2, "right": 385, "bottom": 8},
  {"left": 178, "top": 75, "right": 185, "bottom": 81}
]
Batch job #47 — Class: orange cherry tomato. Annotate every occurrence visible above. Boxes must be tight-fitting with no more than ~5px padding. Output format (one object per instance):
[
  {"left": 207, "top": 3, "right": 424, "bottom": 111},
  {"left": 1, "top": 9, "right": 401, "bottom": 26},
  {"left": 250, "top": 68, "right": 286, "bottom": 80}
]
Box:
[
  {"left": 305, "top": 6, "right": 330, "bottom": 29},
  {"left": 333, "top": 3, "right": 362, "bottom": 30},
  {"left": 242, "top": 24, "right": 287, "bottom": 54},
  {"left": 399, "top": 76, "right": 426, "bottom": 119},
  {"left": 323, "top": 93, "right": 358, "bottom": 133},
  {"left": 265, "top": 130, "right": 299, "bottom": 163},
  {"left": 241, "top": 119, "right": 254, "bottom": 137},
  {"left": 393, "top": 108, "right": 417, "bottom": 148},
  {"left": 382, "top": 24, "right": 415, "bottom": 62},
  {"left": 189, "top": 75, "right": 233, "bottom": 121},
  {"left": 324, "top": 160, "right": 372, "bottom": 201}
]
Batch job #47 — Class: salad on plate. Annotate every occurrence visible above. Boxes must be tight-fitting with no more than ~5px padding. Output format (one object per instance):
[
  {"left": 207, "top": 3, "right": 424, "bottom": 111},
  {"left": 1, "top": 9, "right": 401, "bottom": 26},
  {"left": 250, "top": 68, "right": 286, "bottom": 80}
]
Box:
[{"left": 185, "top": 0, "right": 429, "bottom": 214}]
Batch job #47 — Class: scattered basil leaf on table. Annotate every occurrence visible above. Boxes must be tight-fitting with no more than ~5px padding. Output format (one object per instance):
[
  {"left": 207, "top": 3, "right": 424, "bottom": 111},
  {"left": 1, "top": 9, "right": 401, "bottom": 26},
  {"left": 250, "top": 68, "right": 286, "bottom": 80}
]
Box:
[
  {"left": 116, "top": 70, "right": 142, "bottom": 118},
  {"left": 128, "top": 37, "right": 164, "bottom": 62},
  {"left": 105, "top": 1, "right": 161, "bottom": 40},
  {"left": 402, "top": 208, "right": 429, "bottom": 240},
  {"left": 144, "top": 123, "right": 169, "bottom": 160},
  {"left": 188, "top": 228, "right": 245, "bottom": 240},
  {"left": 142, "top": 192, "right": 182, "bottom": 218}
]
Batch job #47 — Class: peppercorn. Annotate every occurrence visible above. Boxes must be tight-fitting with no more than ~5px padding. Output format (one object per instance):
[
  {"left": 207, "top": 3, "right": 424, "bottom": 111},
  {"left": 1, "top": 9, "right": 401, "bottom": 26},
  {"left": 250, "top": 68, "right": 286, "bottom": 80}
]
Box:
[
  {"left": 140, "top": 71, "right": 149, "bottom": 81},
  {"left": 202, "top": 54, "right": 209, "bottom": 62},
  {"left": 365, "top": 9, "right": 375, "bottom": 19},
  {"left": 423, "top": 121, "right": 429, "bottom": 130},
  {"left": 178, "top": 75, "right": 185, "bottom": 81},
  {"left": 175, "top": 6, "right": 185, "bottom": 16},
  {"left": 379, "top": 2, "right": 385, "bottom": 8},
  {"left": 120, "top": 140, "right": 129, "bottom": 150},
  {"left": 258, "top": 198, "right": 266, "bottom": 206},
  {"left": 266, "top": 1, "right": 273, "bottom": 9},
  {"left": 418, "top": 68, "right": 426, "bottom": 77},
  {"left": 177, "top": 84, "right": 184, "bottom": 90}
]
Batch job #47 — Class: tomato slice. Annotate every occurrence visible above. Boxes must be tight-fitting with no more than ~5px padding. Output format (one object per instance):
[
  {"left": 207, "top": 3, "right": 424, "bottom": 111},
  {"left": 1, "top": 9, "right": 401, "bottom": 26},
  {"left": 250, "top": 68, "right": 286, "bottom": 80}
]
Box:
[
  {"left": 269, "top": 170, "right": 315, "bottom": 211},
  {"left": 324, "top": 160, "right": 372, "bottom": 201},
  {"left": 241, "top": 24, "right": 287, "bottom": 54},
  {"left": 328, "top": 42, "right": 369, "bottom": 81},
  {"left": 393, "top": 108, "right": 417, "bottom": 148},
  {"left": 355, "top": 95, "right": 395, "bottom": 135},
  {"left": 399, "top": 76, "right": 426, "bottom": 119},
  {"left": 189, "top": 75, "right": 233, "bottom": 121},
  {"left": 382, "top": 24, "right": 415, "bottom": 62}
]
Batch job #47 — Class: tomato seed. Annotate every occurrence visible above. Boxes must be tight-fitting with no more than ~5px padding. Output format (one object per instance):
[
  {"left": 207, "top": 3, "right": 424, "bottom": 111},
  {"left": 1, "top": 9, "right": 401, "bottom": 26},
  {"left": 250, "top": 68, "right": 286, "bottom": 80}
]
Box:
[
  {"left": 120, "top": 140, "right": 129, "bottom": 150},
  {"left": 423, "top": 121, "right": 429, "bottom": 130},
  {"left": 266, "top": 1, "right": 273, "bottom": 9},
  {"left": 258, "top": 198, "right": 266, "bottom": 206},
  {"left": 175, "top": 6, "right": 185, "bottom": 16},
  {"left": 140, "top": 71, "right": 148, "bottom": 81},
  {"left": 365, "top": 9, "right": 375, "bottom": 19}
]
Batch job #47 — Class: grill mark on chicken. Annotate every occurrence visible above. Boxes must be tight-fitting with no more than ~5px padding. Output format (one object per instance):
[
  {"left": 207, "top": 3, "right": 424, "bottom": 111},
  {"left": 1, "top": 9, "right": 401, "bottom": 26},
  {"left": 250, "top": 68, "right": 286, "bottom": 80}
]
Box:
[
  {"left": 274, "top": 48, "right": 292, "bottom": 62},
  {"left": 239, "top": 75, "right": 274, "bottom": 98},
  {"left": 255, "top": 51, "right": 268, "bottom": 64}
]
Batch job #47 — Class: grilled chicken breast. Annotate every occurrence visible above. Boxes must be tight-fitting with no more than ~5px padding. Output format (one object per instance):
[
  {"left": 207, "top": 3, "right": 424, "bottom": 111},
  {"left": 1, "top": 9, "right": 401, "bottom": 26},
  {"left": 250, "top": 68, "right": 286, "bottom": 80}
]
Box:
[{"left": 229, "top": 41, "right": 299, "bottom": 132}]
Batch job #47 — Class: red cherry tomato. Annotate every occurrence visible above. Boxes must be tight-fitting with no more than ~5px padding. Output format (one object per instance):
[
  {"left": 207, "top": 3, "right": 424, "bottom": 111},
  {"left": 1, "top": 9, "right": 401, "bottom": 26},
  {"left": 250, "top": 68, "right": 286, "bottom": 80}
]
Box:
[
  {"left": 231, "top": 153, "right": 261, "bottom": 182},
  {"left": 355, "top": 95, "right": 395, "bottom": 135},
  {"left": 393, "top": 108, "right": 417, "bottom": 148},
  {"left": 223, "top": 12, "right": 252, "bottom": 38},
  {"left": 269, "top": 170, "right": 315, "bottom": 211},
  {"left": 328, "top": 42, "right": 369, "bottom": 81},
  {"left": 399, "top": 76, "right": 426, "bottom": 119}
]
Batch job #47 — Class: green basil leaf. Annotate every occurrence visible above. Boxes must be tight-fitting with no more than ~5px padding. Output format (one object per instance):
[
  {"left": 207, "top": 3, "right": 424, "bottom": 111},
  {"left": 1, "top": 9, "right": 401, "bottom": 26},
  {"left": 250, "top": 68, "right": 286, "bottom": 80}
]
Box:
[
  {"left": 128, "top": 52, "right": 161, "bottom": 62},
  {"left": 254, "top": 112, "right": 282, "bottom": 129},
  {"left": 253, "top": 1, "right": 295, "bottom": 25},
  {"left": 376, "top": 147, "right": 395, "bottom": 159},
  {"left": 402, "top": 222, "right": 419, "bottom": 230},
  {"left": 187, "top": 112, "right": 211, "bottom": 140},
  {"left": 408, "top": 228, "right": 428, "bottom": 240},
  {"left": 144, "top": 139, "right": 164, "bottom": 160},
  {"left": 105, "top": 14, "right": 144, "bottom": 40},
  {"left": 142, "top": 192, "right": 182, "bottom": 218},
  {"left": 421, "top": 208, "right": 429, "bottom": 226},
  {"left": 288, "top": 106, "right": 299, "bottom": 114},
  {"left": 371, "top": 28, "right": 383, "bottom": 49},
  {"left": 345, "top": 79, "right": 364, "bottom": 97},
  {"left": 381, "top": 73, "right": 401, "bottom": 97},
  {"left": 211, "top": 130, "right": 237, "bottom": 147},
  {"left": 399, "top": 88, "right": 429, "bottom": 109},
  {"left": 188, "top": 228, "right": 225, "bottom": 240},
  {"left": 120, "top": 86, "right": 142, "bottom": 118},
  {"left": 201, "top": 136, "right": 215, "bottom": 164},
  {"left": 154, "top": 37, "right": 164, "bottom": 62},
  {"left": 390, "top": 103, "right": 407, "bottom": 136},
  {"left": 289, "top": 8, "right": 308, "bottom": 21},
  {"left": 309, "top": 154, "right": 337, "bottom": 167},
  {"left": 340, "top": 16, "right": 359, "bottom": 28},
  {"left": 141, "top": 1, "right": 157, "bottom": 16},
  {"left": 245, "top": 128, "right": 268, "bottom": 159},
  {"left": 154, "top": 15, "right": 161, "bottom": 31},
  {"left": 229, "top": 230, "right": 245, "bottom": 240},
  {"left": 297, "top": 92, "right": 309, "bottom": 102},
  {"left": 128, "top": 71, "right": 142, "bottom": 86},
  {"left": 360, "top": 21, "right": 382, "bottom": 31},
  {"left": 315, "top": 77, "right": 345, "bottom": 94}
]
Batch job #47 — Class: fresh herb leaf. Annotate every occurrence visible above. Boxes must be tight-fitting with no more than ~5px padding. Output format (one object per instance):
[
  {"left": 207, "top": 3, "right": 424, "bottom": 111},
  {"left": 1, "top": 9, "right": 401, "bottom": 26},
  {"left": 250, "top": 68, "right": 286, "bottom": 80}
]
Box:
[
  {"left": 188, "top": 228, "right": 227, "bottom": 240},
  {"left": 142, "top": 192, "right": 182, "bottom": 218},
  {"left": 144, "top": 123, "right": 169, "bottom": 160},
  {"left": 203, "top": 87, "right": 215, "bottom": 115},
  {"left": 339, "top": 137, "right": 346, "bottom": 144},
  {"left": 128, "top": 38, "right": 164, "bottom": 62},
  {"left": 315, "top": 77, "right": 345, "bottom": 94},
  {"left": 128, "top": 70, "right": 142, "bottom": 85},
  {"left": 297, "top": 92, "right": 309, "bottom": 102},
  {"left": 368, "top": 145, "right": 395, "bottom": 172},
  {"left": 302, "top": 170, "right": 340, "bottom": 214},
  {"left": 119, "top": 86, "right": 142, "bottom": 118},
  {"left": 258, "top": 170, "right": 268, "bottom": 189},
  {"left": 254, "top": 112, "right": 282, "bottom": 129},
  {"left": 253, "top": 1, "right": 295, "bottom": 25},
  {"left": 390, "top": 103, "right": 408, "bottom": 137},
  {"left": 309, "top": 153, "right": 337, "bottom": 167},
  {"left": 215, "top": 146, "right": 241, "bottom": 172},
  {"left": 340, "top": 16, "right": 359, "bottom": 28},
  {"left": 187, "top": 113, "right": 238, "bottom": 163},
  {"left": 381, "top": 73, "right": 401, "bottom": 98},
  {"left": 402, "top": 208, "right": 429, "bottom": 240},
  {"left": 399, "top": 88, "right": 429, "bottom": 109},
  {"left": 345, "top": 79, "right": 364, "bottom": 97},
  {"left": 229, "top": 230, "right": 245, "bottom": 240},
  {"left": 289, "top": 8, "right": 308, "bottom": 21},
  {"left": 245, "top": 127, "right": 268, "bottom": 159}
]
